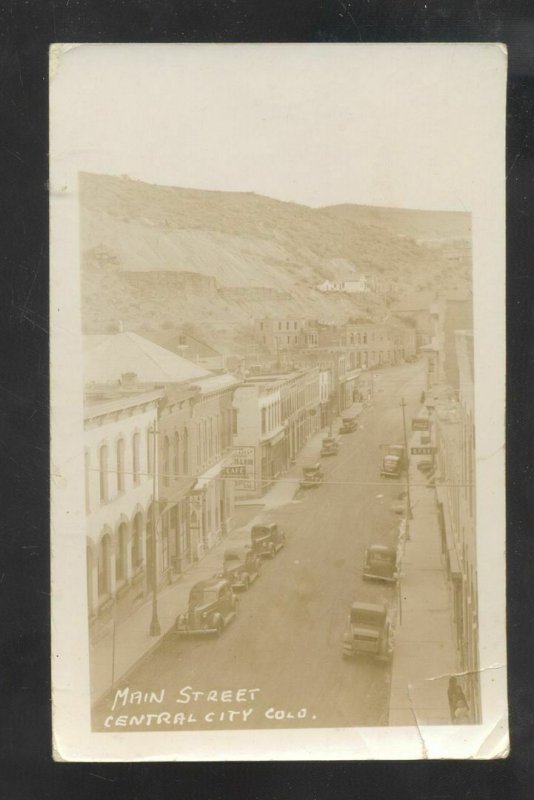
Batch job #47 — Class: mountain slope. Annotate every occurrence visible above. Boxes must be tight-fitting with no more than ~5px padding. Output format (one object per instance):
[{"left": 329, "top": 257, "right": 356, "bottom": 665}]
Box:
[{"left": 80, "top": 173, "right": 471, "bottom": 350}]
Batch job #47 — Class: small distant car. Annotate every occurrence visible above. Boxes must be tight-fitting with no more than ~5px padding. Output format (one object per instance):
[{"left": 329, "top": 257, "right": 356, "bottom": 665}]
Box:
[
  {"left": 250, "top": 522, "right": 286, "bottom": 558},
  {"left": 412, "top": 416, "right": 430, "bottom": 431},
  {"left": 320, "top": 437, "right": 340, "bottom": 456},
  {"left": 363, "top": 544, "right": 399, "bottom": 583},
  {"left": 342, "top": 602, "right": 394, "bottom": 662},
  {"left": 175, "top": 578, "right": 238, "bottom": 636},
  {"left": 217, "top": 546, "right": 261, "bottom": 591},
  {"left": 300, "top": 462, "right": 324, "bottom": 489},
  {"left": 339, "top": 416, "right": 358, "bottom": 434}
]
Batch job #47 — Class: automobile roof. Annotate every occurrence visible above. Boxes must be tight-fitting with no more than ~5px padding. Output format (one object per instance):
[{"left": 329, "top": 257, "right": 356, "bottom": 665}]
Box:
[
  {"left": 368, "top": 544, "right": 396, "bottom": 554},
  {"left": 190, "top": 578, "right": 228, "bottom": 592},
  {"left": 350, "top": 601, "right": 386, "bottom": 613}
]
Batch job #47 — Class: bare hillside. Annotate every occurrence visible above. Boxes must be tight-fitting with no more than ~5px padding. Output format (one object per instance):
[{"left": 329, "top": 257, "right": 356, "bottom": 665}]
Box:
[{"left": 80, "top": 173, "right": 471, "bottom": 350}]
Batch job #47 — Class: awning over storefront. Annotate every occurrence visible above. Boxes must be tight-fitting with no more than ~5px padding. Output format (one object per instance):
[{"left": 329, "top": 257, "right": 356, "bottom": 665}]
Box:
[{"left": 193, "top": 454, "right": 233, "bottom": 492}]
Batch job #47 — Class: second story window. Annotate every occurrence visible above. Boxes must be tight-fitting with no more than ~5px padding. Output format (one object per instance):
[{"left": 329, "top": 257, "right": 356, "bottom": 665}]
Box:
[
  {"left": 84, "top": 450, "right": 91, "bottom": 513},
  {"left": 261, "top": 407, "right": 267, "bottom": 435},
  {"left": 116, "top": 438, "right": 125, "bottom": 493},
  {"left": 174, "top": 432, "right": 180, "bottom": 476},
  {"left": 99, "top": 444, "right": 109, "bottom": 504},
  {"left": 183, "top": 427, "right": 189, "bottom": 474},
  {"left": 163, "top": 435, "right": 170, "bottom": 487},
  {"left": 147, "top": 427, "right": 154, "bottom": 476},
  {"left": 132, "top": 432, "right": 140, "bottom": 484}
]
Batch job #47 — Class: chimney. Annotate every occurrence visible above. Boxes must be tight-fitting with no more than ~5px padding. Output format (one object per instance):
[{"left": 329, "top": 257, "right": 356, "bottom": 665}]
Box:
[{"left": 120, "top": 372, "right": 138, "bottom": 388}]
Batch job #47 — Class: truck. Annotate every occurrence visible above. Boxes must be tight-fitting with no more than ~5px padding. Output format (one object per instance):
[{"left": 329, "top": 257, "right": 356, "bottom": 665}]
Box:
[
  {"left": 175, "top": 578, "right": 238, "bottom": 636},
  {"left": 342, "top": 602, "right": 394, "bottom": 661},
  {"left": 250, "top": 522, "right": 286, "bottom": 558},
  {"left": 380, "top": 444, "right": 406, "bottom": 478}
]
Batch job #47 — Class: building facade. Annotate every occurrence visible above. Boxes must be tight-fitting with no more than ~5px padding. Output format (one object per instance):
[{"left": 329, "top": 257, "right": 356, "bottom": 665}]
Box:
[
  {"left": 232, "top": 368, "right": 321, "bottom": 497},
  {"left": 254, "top": 318, "right": 319, "bottom": 354},
  {"left": 84, "top": 387, "right": 163, "bottom": 635},
  {"left": 433, "top": 330, "right": 480, "bottom": 722}
]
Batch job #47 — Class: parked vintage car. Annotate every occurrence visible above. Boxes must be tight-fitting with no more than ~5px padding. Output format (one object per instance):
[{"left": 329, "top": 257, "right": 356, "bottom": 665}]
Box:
[
  {"left": 250, "top": 522, "right": 286, "bottom": 558},
  {"left": 342, "top": 602, "right": 394, "bottom": 661},
  {"left": 320, "top": 436, "right": 340, "bottom": 456},
  {"left": 387, "top": 444, "right": 407, "bottom": 470},
  {"left": 339, "top": 415, "right": 358, "bottom": 434},
  {"left": 363, "top": 544, "right": 399, "bottom": 583},
  {"left": 217, "top": 546, "right": 261, "bottom": 591},
  {"left": 175, "top": 578, "right": 238, "bottom": 636},
  {"left": 380, "top": 453, "right": 402, "bottom": 478},
  {"left": 299, "top": 462, "right": 324, "bottom": 488}
]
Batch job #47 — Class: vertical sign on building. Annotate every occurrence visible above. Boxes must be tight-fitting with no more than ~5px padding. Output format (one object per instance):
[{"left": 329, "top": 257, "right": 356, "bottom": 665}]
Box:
[{"left": 231, "top": 446, "right": 256, "bottom": 492}]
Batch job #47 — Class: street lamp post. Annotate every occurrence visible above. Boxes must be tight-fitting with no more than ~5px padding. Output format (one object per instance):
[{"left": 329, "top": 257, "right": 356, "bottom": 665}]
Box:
[{"left": 149, "top": 421, "right": 161, "bottom": 637}]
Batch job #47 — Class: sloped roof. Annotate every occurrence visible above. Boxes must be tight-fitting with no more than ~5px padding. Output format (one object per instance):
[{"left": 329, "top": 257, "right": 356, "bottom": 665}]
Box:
[
  {"left": 139, "top": 329, "right": 222, "bottom": 358},
  {"left": 193, "top": 374, "right": 241, "bottom": 394},
  {"left": 83, "top": 331, "right": 212, "bottom": 384}
]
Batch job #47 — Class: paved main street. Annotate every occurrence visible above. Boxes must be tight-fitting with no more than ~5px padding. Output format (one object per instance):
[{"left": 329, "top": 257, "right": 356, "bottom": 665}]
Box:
[{"left": 92, "top": 360, "right": 425, "bottom": 731}]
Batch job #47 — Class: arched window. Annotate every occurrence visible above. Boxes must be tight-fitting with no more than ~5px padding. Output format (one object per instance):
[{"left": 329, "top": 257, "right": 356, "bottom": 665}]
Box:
[
  {"left": 196, "top": 423, "right": 201, "bottom": 466},
  {"left": 117, "top": 438, "right": 125, "bottom": 493},
  {"left": 163, "top": 436, "right": 170, "bottom": 487},
  {"left": 132, "top": 432, "right": 140, "bottom": 484},
  {"left": 99, "top": 445, "right": 109, "bottom": 503},
  {"left": 116, "top": 522, "right": 127, "bottom": 581},
  {"left": 86, "top": 546, "right": 94, "bottom": 613},
  {"left": 174, "top": 432, "right": 180, "bottom": 476},
  {"left": 98, "top": 533, "right": 111, "bottom": 597},
  {"left": 147, "top": 427, "right": 154, "bottom": 476},
  {"left": 183, "top": 427, "right": 189, "bottom": 475},
  {"left": 84, "top": 450, "right": 91, "bottom": 513},
  {"left": 131, "top": 513, "right": 143, "bottom": 569}
]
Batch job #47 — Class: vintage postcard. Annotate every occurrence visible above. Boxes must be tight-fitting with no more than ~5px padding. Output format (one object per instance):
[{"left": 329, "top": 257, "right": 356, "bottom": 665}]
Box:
[{"left": 50, "top": 43, "right": 508, "bottom": 760}]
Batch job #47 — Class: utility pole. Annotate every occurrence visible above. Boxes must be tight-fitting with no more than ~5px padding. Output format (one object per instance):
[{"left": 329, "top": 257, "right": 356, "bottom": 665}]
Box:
[
  {"left": 400, "top": 397, "right": 413, "bottom": 526},
  {"left": 149, "top": 420, "right": 161, "bottom": 636}
]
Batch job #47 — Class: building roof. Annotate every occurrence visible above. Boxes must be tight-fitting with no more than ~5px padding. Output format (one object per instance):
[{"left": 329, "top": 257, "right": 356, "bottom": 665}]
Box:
[
  {"left": 83, "top": 331, "right": 212, "bottom": 385},
  {"left": 84, "top": 387, "right": 164, "bottom": 420},
  {"left": 139, "top": 329, "right": 222, "bottom": 359},
  {"left": 192, "top": 374, "right": 241, "bottom": 394}
]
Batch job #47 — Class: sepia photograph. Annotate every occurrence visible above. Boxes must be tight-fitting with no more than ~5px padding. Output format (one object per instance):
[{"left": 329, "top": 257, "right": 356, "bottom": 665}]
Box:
[{"left": 50, "top": 43, "right": 507, "bottom": 760}]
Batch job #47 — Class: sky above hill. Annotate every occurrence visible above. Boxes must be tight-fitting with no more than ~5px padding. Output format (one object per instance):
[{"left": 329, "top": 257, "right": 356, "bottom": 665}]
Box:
[{"left": 50, "top": 43, "right": 504, "bottom": 211}]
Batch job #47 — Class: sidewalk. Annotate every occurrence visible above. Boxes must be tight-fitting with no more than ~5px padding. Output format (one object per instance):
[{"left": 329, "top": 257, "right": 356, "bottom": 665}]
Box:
[
  {"left": 90, "top": 420, "right": 332, "bottom": 704},
  {"left": 388, "top": 421, "right": 458, "bottom": 726}
]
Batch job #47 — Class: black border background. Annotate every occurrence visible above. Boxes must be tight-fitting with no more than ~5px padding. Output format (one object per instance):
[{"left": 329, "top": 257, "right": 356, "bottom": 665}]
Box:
[{"left": 1, "top": 2, "right": 533, "bottom": 798}]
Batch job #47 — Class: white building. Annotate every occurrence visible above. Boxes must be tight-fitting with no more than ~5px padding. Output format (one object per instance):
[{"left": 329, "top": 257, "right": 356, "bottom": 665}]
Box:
[
  {"left": 84, "top": 387, "right": 163, "bottom": 627},
  {"left": 317, "top": 276, "right": 373, "bottom": 293}
]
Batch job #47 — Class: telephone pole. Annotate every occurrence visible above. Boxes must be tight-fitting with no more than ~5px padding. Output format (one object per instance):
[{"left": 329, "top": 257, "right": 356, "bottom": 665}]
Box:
[{"left": 400, "top": 397, "right": 413, "bottom": 525}]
